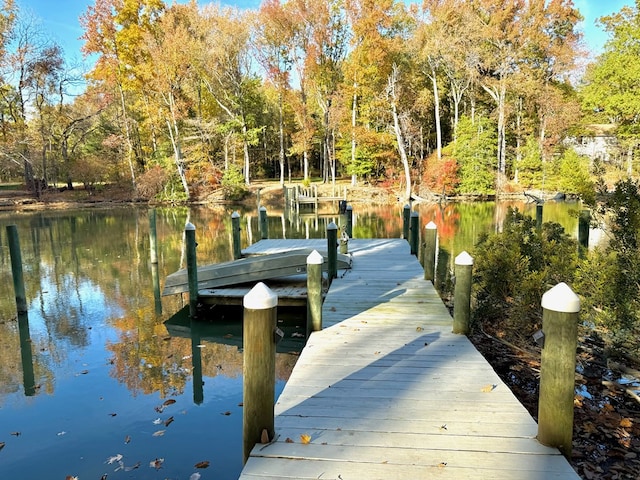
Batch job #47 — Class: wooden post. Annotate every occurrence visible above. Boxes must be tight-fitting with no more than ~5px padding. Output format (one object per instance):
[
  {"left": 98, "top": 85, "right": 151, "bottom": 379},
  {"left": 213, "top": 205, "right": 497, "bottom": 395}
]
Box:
[
  {"left": 259, "top": 206, "right": 268, "bottom": 239},
  {"left": 306, "top": 250, "right": 323, "bottom": 336},
  {"left": 402, "top": 204, "right": 410, "bottom": 240},
  {"left": 536, "top": 203, "right": 543, "bottom": 230},
  {"left": 185, "top": 222, "right": 198, "bottom": 318},
  {"left": 18, "top": 313, "right": 36, "bottom": 396},
  {"left": 7, "top": 225, "right": 27, "bottom": 314},
  {"left": 423, "top": 221, "right": 437, "bottom": 281},
  {"left": 410, "top": 212, "right": 419, "bottom": 256},
  {"left": 327, "top": 222, "right": 338, "bottom": 282},
  {"left": 232, "top": 211, "right": 242, "bottom": 259},
  {"left": 453, "top": 251, "right": 473, "bottom": 335},
  {"left": 578, "top": 209, "right": 590, "bottom": 249},
  {"left": 345, "top": 204, "right": 353, "bottom": 238},
  {"left": 339, "top": 228, "right": 349, "bottom": 254},
  {"left": 148, "top": 208, "right": 158, "bottom": 265},
  {"left": 243, "top": 282, "right": 277, "bottom": 464},
  {"left": 537, "top": 282, "right": 580, "bottom": 458}
]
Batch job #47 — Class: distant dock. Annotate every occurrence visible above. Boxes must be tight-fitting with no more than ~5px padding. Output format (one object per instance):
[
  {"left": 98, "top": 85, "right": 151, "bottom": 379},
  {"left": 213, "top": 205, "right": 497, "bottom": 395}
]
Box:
[{"left": 239, "top": 238, "right": 580, "bottom": 479}]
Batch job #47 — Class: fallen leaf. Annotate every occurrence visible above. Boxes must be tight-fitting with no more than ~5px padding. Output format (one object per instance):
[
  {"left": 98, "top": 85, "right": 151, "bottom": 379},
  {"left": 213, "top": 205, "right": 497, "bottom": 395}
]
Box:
[
  {"left": 10, "top": 432, "right": 20, "bottom": 436},
  {"left": 0, "top": 442, "right": 5, "bottom": 451},
  {"left": 223, "top": 334, "right": 233, "bottom": 338},
  {"left": 261, "top": 429, "right": 269, "bottom": 443},
  {"left": 237, "top": 402, "right": 244, "bottom": 407},
  {"left": 164, "top": 416, "right": 174, "bottom": 427},
  {"left": 149, "top": 458, "right": 164, "bottom": 470},
  {"left": 189, "top": 473, "right": 201, "bottom": 480},
  {"left": 416, "top": 326, "right": 424, "bottom": 332},
  {"left": 124, "top": 435, "right": 131, "bottom": 444},
  {"left": 152, "top": 418, "right": 162, "bottom": 425},
  {"left": 439, "top": 424, "right": 447, "bottom": 431},
  {"left": 108, "top": 413, "right": 117, "bottom": 417},
  {"left": 221, "top": 411, "right": 232, "bottom": 416},
  {"left": 438, "top": 462, "right": 447, "bottom": 468},
  {"left": 106, "top": 454, "right": 123, "bottom": 464},
  {"left": 100, "top": 475, "right": 108, "bottom": 480},
  {"left": 79, "top": 370, "right": 89, "bottom": 375},
  {"left": 620, "top": 418, "right": 633, "bottom": 428},
  {"left": 481, "top": 384, "right": 497, "bottom": 393},
  {"left": 57, "top": 431, "right": 66, "bottom": 436},
  {"left": 162, "top": 399, "right": 176, "bottom": 407},
  {"left": 152, "top": 430, "right": 165, "bottom": 437},
  {"left": 300, "top": 434, "right": 311, "bottom": 444},
  {"left": 194, "top": 460, "right": 210, "bottom": 469},
  {"left": 65, "top": 476, "right": 78, "bottom": 480},
  {"left": 124, "top": 461, "right": 141, "bottom": 471},
  {"left": 285, "top": 437, "right": 294, "bottom": 443}
]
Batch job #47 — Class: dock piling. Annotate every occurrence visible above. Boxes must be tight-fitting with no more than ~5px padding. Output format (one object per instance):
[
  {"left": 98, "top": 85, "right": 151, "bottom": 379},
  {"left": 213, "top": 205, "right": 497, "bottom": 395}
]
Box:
[
  {"left": 7, "top": 225, "right": 27, "bottom": 314},
  {"left": 345, "top": 204, "right": 353, "bottom": 238},
  {"left": 578, "top": 209, "right": 590, "bottom": 250},
  {"left": 537, "top": 282, "right": 580, "bottom": 458},
  {"left": 306, "top": 250, "right": 324, "bottom": 336},
  {"left": 148, "top": 208, "right": 158, "bottom": 265},
  {"left": 409, "top": 212, "right": 419, "bottom": 256},
  {"left": 259, "top": 206, "right": 268, "bottom": 239},
  {"left": 232, "top": 211, "right": 242, "bottom": 259},
  {"left": 242, "top": 282, "right": 278, "bottom": 464},
  {"left": 402, "top": 204, "right": 410, "bottom": 240},
  {"left": 185, "top": 222, "right": 198, "bottom": 318},
  {"left": 327, "top": 222, "right": 338, "bottom": 282},
  {"left": 453, "top": 251, "right": 474, "bottom": 335},
  {"left": 423, "top": 221, "right": 437, "bottom": 281},
  {"left": 536, "top": 203, "right": 543, "bottom": 230}
]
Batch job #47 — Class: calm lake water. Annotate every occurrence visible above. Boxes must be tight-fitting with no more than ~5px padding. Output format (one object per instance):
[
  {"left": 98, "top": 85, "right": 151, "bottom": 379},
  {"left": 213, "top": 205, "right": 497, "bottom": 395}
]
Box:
[{"left": 0, "top": 198, "right": 589, "bottom": 479}]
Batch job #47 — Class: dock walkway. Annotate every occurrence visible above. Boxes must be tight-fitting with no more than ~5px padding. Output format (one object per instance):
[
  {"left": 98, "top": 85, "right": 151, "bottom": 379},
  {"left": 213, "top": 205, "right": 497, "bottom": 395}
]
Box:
[{"left": 240, "top": 238, "right": 580, "bottom": 479}]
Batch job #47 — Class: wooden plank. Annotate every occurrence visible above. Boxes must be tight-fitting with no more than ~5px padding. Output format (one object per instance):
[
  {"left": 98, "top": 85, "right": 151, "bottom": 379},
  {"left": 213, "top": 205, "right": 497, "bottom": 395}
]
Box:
[{"left": 162, "top": 249, "right": 351, "bottom": 296}]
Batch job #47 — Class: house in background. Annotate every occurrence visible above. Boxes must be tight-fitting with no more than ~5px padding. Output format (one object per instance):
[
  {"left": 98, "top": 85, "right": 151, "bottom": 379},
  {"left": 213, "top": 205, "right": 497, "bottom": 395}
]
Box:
[{"left": 565, "top": 124, "right": 618, "bottom": 164}]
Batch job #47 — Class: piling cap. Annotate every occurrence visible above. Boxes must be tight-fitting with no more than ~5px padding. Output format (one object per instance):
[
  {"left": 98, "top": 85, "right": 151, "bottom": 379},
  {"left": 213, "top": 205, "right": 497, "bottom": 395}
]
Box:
[
  {"left": 327, "top": 222, "right": 338, "bottom": 231},
  {"left": 231, "top": 211, "right": 240, "bottom": 218},
  {"left": 185, "top": 222, "right": 195, "bottom": 231},
  {"left": 259, "top": 206, "right": 267, "bottom": 212},
  {"left": 455, "top": 251, "right": 474, "bottom": 266},
  {"left": 410, "top": 211, "right": 419, "bottom": 218},
  {"left": 307, "top": 250, "right": 324, "bottom": 265},
  {"left": 244, "top": 282, "right": 278, "bottom": 310},
  {"left": 541, "top": 282, "right": 580, "bottom": 313},
  {"left": 425, "top": 221, "right": 437, "bottom": 230}
]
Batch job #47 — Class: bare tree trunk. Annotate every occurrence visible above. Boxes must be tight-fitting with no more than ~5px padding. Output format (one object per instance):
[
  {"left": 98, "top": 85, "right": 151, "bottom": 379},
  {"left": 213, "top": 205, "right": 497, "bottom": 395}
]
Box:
[
  {"left": 389, "top": 65, "right": 411, "bottom": 203},
  {"left": 351, "top": 80, "right": 357, "bottom": 186},
  {"left": 278, "top": 91, "right": 285, "bottom": 185},
  {"left": 429, "top": 66, "right": 442, "bottom": 161}
]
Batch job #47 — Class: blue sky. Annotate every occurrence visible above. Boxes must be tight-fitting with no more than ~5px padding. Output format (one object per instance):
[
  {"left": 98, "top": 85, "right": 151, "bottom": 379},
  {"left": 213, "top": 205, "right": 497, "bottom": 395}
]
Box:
[{"left": 17, "top": 0, "right": 635, "bottom": 65}]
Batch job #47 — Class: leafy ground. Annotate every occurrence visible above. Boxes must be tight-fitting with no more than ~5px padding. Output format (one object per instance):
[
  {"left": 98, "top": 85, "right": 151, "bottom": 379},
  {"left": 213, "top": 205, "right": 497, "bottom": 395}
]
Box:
[{"left": 470, "top": 327, "right": 640, "bottom": 480}]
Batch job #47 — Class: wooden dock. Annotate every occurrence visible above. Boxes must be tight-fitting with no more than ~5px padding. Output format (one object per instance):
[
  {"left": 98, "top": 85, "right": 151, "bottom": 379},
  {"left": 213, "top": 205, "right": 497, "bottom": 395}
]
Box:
[{"left": 239, "top": 238, "right": 580, "bottom": 479}]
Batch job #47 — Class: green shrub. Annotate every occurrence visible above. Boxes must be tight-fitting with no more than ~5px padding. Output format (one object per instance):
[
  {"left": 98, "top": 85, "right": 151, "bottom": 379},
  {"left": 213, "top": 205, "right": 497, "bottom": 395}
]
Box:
[
  {"left": 221, "top": 164, "right": 248, "bottom": 201},
  {"left": 472, "top": 208, "right": 578, "bottom": 341}
]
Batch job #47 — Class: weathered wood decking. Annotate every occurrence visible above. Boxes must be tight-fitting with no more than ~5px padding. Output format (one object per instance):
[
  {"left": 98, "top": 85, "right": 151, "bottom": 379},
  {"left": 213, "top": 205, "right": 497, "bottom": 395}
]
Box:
[{"left": 239, "top": 238, "right": 580, "bottom": 479}]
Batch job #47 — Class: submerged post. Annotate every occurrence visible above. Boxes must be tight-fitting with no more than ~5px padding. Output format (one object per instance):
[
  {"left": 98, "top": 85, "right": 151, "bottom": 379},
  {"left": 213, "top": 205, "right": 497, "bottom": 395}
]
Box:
[
  {"left": 423, "top": 221, "right": 437, "bottom": 281},
  {"left": 453, "top": 251, "right": 474, "bottom": 335},
  {"left": 327, "top": 222, "right": 338, "bottom": 282},
  {"left": 243, "top": 282, "right": 278, "bottom": 464},
  {"left": 578, "top": 209, "right": 590, "bottom": 250},
  {"left": 402, "top": 204, "right": 410, "bottom": 240},
  {"left": 410, "top": 212, "right": 419, "bottom": 256},
  {"left": 231, "top": 211, "right": 242, "bottom": 259},
  {"left": 306, "top": 250, "right": 324, "bottom": 336},
  {"left": 7, "top": 225, "right": 27, "bottom": 314},
  {"left": 148, "top": 208, "right": 158, "bottom": 265},
  {"left": 537, "top": 282, "right": 580, "bottom": 458},
  {"left": 345, "top": 204, "right": 353, "bottom": 238},
  {"left": 185, "top": 222, "right": 198, "bottom": 318},
  {"left": 259, "top": 206, "right": 268, "bottom": 239}
]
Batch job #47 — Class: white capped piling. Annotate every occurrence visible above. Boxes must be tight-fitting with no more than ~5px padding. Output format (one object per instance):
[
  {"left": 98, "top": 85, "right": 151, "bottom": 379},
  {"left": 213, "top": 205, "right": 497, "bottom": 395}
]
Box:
[
  {"left": 327, "top": 222, "right": 338, "bottom": 282},
  {"left": 7, "top": 225, "right": 27, "bottom": 314},
  {"left": 537, "top": 282, "right": 580, "bottom": 458},
  {"left": 410, "top": 212, "right": 419, "bottom": 256},
  {"left": 453, "top": 251, "right": 474, "bottom": 335},
  {"left": 423, "top": 221, "right": 437, "bottom": 281},
  {"left": 345, "top": 204, "right": 353, "bottom": 238},
  {"left": 185, "top": 222, "right": 198, "bottom": 318},
  {"left": 148, "top": 208, "right": 158, "bottom": 265},
  {"left": 259, "top": 206, "right": 268, "bottom": 239},
  {"left": 242, "top": 282, "right": 278, "bottom": 464},
  {"left": 306, "top": 250, "right": 324, "bottom": 335},
  {"left": 232, "top": 211, "right": 242, "bottom": 260},
  {"left": 402, "top": 204, "right": 410, "bottom": 240}
]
